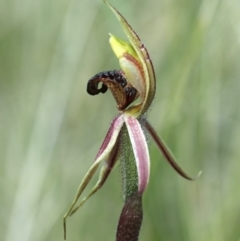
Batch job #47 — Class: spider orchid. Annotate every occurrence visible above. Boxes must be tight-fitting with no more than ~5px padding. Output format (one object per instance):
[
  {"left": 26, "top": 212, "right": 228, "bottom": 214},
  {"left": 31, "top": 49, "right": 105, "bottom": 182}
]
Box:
[{"left": 63, "top": 1, "right": 199, "bottom": 240}]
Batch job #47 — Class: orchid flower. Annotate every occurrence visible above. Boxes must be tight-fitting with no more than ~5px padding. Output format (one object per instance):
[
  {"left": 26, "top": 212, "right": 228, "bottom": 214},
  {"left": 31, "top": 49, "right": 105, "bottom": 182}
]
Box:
[{"left": 63, "top": 1, "right": 199, "bottom": 240}]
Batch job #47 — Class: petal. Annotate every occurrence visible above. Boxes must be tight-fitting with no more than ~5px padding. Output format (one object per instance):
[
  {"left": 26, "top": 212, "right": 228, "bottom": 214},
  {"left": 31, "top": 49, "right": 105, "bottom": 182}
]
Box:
[
  {"left": 104, "top": 0, "right": 156, "bottom": 117},
  {"left": 145, "top": 121, "right": 201, "bottom": 180},
  {"left": 124, "top": 115, "right": 150, "bottom": 194},
  {"left": 69, "top": 137, "right": 120, "bottom": 216},
  {"left": 63, "top": 115, "right": 124, "bottom": 239},
  {"left": 97, "top": 115, "right": 124, "bottom": 158}
]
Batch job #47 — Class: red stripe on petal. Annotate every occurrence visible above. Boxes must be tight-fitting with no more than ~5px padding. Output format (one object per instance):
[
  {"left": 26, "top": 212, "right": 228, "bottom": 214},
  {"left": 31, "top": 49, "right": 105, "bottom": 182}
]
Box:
[
  {"left": 68, "top": 137, "right": 121, "bottom": 216},
  {"left": 96, "top": 115, "right": 124, "bottom": 159},
  {"left": 63, "top": 117, "right": 124, "bottom": 239},
  {"left": 124, "top": 115, "right": 150, "bottom": 194}
]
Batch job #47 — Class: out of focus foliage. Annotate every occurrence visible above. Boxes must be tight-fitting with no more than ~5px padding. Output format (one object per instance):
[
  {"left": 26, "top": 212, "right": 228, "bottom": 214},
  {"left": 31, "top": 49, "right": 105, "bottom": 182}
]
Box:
[{"left": 1, "top": 0, "right": 240, "bottom": 241}]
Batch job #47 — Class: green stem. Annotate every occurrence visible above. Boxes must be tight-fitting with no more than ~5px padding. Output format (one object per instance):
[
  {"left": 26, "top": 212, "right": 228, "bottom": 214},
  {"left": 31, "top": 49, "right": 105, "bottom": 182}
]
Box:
[
  {"left": 120, "top": 125, "right": 138, "bottom": 200},
  {"left": 116, "top": 125, "right": 143, "bottom": 241}
]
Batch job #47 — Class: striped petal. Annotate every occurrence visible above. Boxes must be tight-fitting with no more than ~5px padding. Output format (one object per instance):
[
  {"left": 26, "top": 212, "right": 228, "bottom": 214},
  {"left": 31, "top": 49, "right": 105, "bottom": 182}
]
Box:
[
  {"left": 68, "top": 137, "right": 120, "bottom": 216},
  {"left": 63, "top": 115, "right": 124, "bottom": 239},
  {"left": 124, "top": 115, "right": 150, "bottom": 194},
  {"left": 96, "top": 115, "right": 124, "bottom": 158}
]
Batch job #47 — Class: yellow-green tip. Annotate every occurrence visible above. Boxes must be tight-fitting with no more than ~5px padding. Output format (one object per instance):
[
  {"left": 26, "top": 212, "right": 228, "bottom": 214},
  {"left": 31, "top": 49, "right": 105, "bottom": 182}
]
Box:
[{"left": 109, "top": 34, "right": 138, "bottom": 60}]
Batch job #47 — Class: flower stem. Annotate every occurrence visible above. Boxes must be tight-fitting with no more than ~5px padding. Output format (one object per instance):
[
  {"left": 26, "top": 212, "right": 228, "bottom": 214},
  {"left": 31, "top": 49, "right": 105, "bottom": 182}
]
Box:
[
  {"left": 120, "top": 125, "right": 138, "bottom": 200},
  {"left": 116, "top": 125, "right": 143, "bottom": 241},
  {"left": 116, "top": 194, "right": 143, "bottom": 241}
]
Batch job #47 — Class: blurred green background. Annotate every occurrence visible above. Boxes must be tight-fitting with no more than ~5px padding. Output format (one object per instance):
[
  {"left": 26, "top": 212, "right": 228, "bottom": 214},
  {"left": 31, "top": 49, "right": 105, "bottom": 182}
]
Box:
[{"left": 1, "top": 0, "right": 240, "bottom": 240}]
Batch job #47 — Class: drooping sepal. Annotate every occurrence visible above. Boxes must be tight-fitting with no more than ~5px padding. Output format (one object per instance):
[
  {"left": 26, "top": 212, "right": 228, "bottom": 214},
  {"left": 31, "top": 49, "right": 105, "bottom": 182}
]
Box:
[
  {"left": 63, "top": 115, "right": 124, "bottom": 240},
  {"left": 145, "top": 121, "right": 201, "bottom": 180}
]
